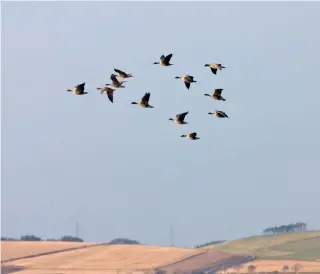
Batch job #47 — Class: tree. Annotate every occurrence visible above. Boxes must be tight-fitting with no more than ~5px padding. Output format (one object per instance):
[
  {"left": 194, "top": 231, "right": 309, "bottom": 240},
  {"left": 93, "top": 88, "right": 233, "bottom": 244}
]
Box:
[
  {"left": 282, "top": 265, "right": 289, "bottom": 273},
  {"left": 1, "top": 237, "right": 17, "bottom": 241},
  {"left": 247, "top": 265, "right": 256, "bottom": 273},
  {"left": 195, "top": 240, "right": 226, "bottom": 248},
  {"left": 20, "top": 234, "right": 42, "bottom": 241},
  {"left": 60, "top": 235, "right": 83, "bottom": 242},
  {"left": 263, "top": 222, "right": 308, "bottom": 235},
  {"left": 108, "top": 238, "right": 140, "bottom": 245}
]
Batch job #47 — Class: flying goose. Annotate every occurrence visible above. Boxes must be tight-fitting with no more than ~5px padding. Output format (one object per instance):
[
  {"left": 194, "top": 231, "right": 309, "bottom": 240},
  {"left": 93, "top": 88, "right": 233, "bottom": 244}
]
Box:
[
  {"left": 180, "top": 132, "right": 200, "bottom": 140},
  {"left": 169, "top": 111, "right": 189, "bottom": 124},
  {"left": 174, "top": 75, "right": 197, "bottom": 89},
  {"left": 204, "top": 89, "right": 226, "bottom": 101},
  {"left": 208, "top": 110, "right": 229, "bottom": 118},
  {"left": 204, "top": 63, "right": 226, "bottom": 75},
  {"left": 153, "top": 53, "right": 173, "bottom": 66},
  {"left": 105, "top": 74, "right": 126, "bottom": 88},
  {"left": 131, "top": 92, "right": 154, "bottom": 108},
  {"left": 114, "top": 68, "right": 133, "bottom": 79},
  {"left": 96, "top": 86, "right": 116, "bottom": 103},
  {"left": 66, "top": 82, "right": 88, "bottom": 95}
]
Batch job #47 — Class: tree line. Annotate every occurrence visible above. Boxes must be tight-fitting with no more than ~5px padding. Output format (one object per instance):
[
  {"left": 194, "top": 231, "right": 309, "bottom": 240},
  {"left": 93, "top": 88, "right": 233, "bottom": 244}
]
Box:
[
  {"left": 1, "top": 235, "right": 141, "bottom": 245},
  {"left": 1, "top": 234, "right": 84, "bottom": 242},
  {"left": 194, "top": 240, "right": 226, "bottom": 248},
  {"left": 263, "top": 222, "right": 307, "bottom": 235}
]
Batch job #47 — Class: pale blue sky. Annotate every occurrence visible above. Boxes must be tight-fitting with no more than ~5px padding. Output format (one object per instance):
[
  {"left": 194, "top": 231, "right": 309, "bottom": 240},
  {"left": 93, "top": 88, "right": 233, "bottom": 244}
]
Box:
[{"left": 2, "top": 1, "right": 320, "bottom": 247}]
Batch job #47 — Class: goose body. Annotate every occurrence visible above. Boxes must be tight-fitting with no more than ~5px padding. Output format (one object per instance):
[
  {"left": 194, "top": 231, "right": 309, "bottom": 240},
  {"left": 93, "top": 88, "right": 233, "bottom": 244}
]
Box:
[
  {"left": 180, "top": 132, "right": 200, "bottom": 140},
  {"left": 204, "top": 88, "right": 226, "bottom": 101},
  {"left": 114, "top": 68, "right": 133, "bottom": 79},
  {"left": 97, "top": 86, "right": 116, "bottom": 103},
  {"left": 153, "top": 53, "right": 173, "bottom": 66},
  {"left": 169, "top": 111, "right": 189, "bottom": 124},
  {"left": 66, "top": 82, "right": 88, "bottom": 95},
  {"left": 131, "top": 92, "right": 154, "bottom": 108},
  {"left": 208, "top": 110, "right": 229, "bottom": 118},
  {"left": 174, "top": 75, "right": 197, "bottom": 89},
  {"left": 204, "top": 63, "right": 226, "bottom": 75},
  {"left": 105, "top": 74, "right": 126, "bottom": 88}
]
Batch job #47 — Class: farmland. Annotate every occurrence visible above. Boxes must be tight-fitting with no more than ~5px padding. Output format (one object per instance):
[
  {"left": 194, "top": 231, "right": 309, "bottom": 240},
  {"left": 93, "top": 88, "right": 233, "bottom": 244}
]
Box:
[
  {"left": 206, "top": 230, "right": 320, "bottom": 260},
  {"left": 2, "top": 231, "right": 320, "bottom": 273},
  {"left": 217, "top": 260, "right": 320, "bottom": 273},
  {"left": 1, "top": 241, "right": 97, "bottom": 262},
  {"left": 1, "top": 243, "right": 202, "bottom": 274}
]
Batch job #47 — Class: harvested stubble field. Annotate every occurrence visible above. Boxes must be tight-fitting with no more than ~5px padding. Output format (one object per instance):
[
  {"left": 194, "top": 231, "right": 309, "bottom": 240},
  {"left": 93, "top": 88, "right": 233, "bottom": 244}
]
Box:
[
  {"left": 1, "top": 241, "right": 97, "bottom": 262},
  {"left": 157, "top": 250, "right": 251, "bottom": 273},
  {"left": 217, "top": 259, "right": 320, "bottom": 273},
  {"left": 1, "top": 244, "right": 201, "bottom": 274}
]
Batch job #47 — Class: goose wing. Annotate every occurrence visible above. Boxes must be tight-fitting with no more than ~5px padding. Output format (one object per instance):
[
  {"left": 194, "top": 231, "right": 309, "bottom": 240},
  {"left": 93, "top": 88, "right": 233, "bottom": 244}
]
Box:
[
  {"left": 141, "top": 92, "right": 151, "bottom": 104},
  {"left": 189, "top": 132, "right": 197, "bottom": 138},
  {"left": 176, "top": 111, "right": 189, "bottom": 122},
  {"left": 114, "top": 68, "right": 126, "bottom": 76},
  {"left": 110, "top": 74, "right": 120, "bottom": 84},
  {"left": 160, "top": 55, "right": 165, "bottom": 61},
  {"left": 106, "top": 88, "right": 115, "bottom": 103},
  {"left": 163, "top": 53, "right": 173, "bottom": 63},
  {"left": 217, "top": 110, "right": 228, "bottom": 117},
  {"left": 76, "top": 82, "right": 85, "bottom": 91},
  {"left": 210, "top": 68, "right": 217, "bottom": 74},
  {"left": 186, "top": 75, "right": 194, "bottom": 81},
  {"left": 184, "top": 82, "right": 190, "bottom": 89},
  {"left": 214, "top": 89, "right": 223, "bottom": 96}
]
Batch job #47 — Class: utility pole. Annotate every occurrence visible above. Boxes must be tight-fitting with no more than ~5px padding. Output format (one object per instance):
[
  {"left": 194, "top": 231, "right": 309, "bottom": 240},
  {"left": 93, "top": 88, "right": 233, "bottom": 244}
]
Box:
[
  {"left": 170, "top": 224, "right": 174, "bottom": 246},
  {"left": 76, "top": 221, "right": 79, "bottom": 238}
]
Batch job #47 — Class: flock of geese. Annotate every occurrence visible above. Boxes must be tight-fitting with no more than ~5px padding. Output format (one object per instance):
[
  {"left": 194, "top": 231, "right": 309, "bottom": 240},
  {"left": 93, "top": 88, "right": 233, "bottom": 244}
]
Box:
[{"left": 66, "top": 53, "right": 228, "bottom": 141}]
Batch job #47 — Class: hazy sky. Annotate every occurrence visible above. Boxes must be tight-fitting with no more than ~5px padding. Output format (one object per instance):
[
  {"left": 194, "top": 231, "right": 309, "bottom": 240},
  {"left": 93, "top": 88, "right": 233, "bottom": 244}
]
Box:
[{"left": 2, "top": 1, "right": 320, "bottom": 248}]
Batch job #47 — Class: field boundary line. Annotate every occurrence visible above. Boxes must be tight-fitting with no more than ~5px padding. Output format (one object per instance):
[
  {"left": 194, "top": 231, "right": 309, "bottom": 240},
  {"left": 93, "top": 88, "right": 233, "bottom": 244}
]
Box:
[{"left": 1, "top": 243, "right": 103, "bottom": 263}]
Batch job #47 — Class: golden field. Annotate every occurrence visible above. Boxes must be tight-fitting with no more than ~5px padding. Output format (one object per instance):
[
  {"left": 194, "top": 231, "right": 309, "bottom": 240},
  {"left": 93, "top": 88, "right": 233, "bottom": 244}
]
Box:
[
  {"left": 2, "top": 244, "right": 201, "bottom": 274},
  {"left": 1, "top": 241, "right": 96, "bottom": 261},
  {"left": 217, "top": 259, "right": 320, "bottom": 273}
]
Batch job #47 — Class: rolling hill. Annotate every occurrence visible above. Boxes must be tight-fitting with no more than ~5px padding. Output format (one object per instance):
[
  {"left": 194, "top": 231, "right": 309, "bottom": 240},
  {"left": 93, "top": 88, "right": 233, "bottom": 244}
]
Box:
[
  {"left": 206, "top": 230, "right": 320, "bottom": 260},
  {"left": 2, "top": 231, "right": 320, "bottom": 274},
  {"left": 1, "top": 243, "right": 203, "bottom": 274}
]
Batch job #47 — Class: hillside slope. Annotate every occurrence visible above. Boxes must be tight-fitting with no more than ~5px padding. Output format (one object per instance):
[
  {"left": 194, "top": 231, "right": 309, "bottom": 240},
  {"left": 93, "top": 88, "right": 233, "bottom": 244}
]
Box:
[
  {"left": 1, "top": 244, "right": 202, "bottom": 274},
  {"left": 206, "top": 231, "right": 320, "bottom": 260}
]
